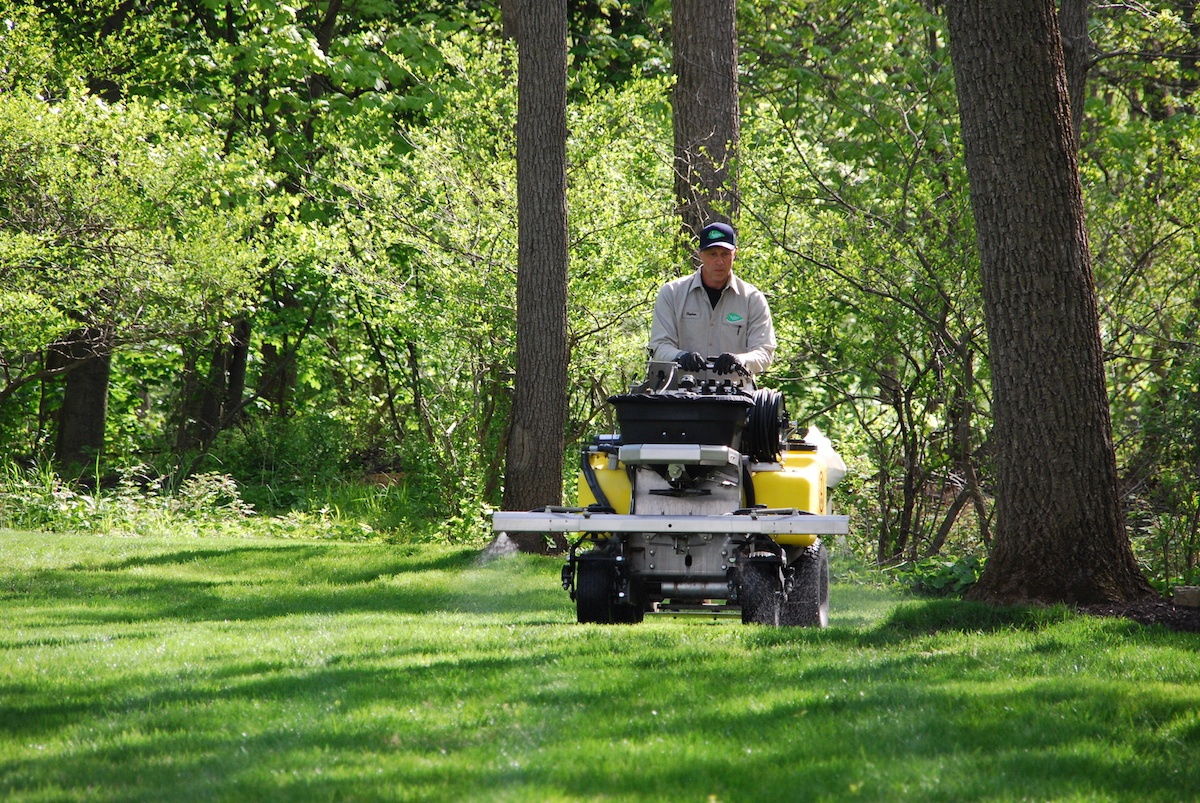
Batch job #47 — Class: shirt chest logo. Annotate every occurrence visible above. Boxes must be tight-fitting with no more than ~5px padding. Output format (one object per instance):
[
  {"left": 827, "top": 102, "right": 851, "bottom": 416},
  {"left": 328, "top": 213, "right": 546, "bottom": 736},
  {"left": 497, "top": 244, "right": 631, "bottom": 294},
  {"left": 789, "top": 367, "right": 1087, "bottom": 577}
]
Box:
[{"left": 726, "top": 313, "right": 744, "bottom": 323}]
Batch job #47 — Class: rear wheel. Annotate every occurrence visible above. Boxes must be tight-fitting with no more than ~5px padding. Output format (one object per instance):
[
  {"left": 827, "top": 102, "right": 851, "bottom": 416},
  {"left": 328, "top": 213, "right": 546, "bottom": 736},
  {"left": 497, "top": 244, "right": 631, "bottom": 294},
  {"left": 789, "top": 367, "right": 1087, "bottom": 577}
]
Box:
[
  {"left": 739, "top": 562, "right": 781, "bottom": 625},
  {"left": 781, "top": 541, "right": 830, "bottom": 627},
  {"left": 576, "top": 560, "right": 615, "bottom": 624}
]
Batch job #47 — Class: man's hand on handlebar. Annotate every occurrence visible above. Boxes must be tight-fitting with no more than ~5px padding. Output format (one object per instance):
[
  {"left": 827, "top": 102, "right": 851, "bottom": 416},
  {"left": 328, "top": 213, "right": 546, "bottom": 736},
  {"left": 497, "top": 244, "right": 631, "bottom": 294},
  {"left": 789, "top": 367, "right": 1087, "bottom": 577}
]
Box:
[
  {"left": 674, "top": 351, "right": 749, "bottom": 376},
  {"left": 714, "top": 352, "right": 747, "bottom": 376},
  {"left": 675, "top": 351, "right": 706, "bottom": 372}
]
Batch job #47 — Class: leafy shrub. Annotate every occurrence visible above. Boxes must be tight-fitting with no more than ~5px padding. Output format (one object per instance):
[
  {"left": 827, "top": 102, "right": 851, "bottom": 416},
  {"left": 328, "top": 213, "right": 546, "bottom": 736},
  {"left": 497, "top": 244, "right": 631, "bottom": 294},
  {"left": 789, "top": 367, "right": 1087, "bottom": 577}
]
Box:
[
  {"left": 0, "top": 460, "right": 472, "bottom": 544},
  {"left": 209, "top": 414, "right": 356, "bottom": 502},
  {"left": 891, "top": 554, "right": 985, "bottom": 597}
]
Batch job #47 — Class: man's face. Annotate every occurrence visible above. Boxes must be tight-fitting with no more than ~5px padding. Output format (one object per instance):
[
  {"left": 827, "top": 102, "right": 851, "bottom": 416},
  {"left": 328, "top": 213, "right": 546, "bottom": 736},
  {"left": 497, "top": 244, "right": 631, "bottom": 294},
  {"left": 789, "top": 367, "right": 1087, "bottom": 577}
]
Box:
[{"left": 698, "top": 245, "right": 735, "bottom": 289}]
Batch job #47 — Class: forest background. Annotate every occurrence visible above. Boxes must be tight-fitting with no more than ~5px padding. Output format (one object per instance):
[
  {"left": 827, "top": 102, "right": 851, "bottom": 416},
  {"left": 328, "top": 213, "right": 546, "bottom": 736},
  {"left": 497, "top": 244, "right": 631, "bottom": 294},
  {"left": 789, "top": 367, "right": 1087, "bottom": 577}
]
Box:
[{"left": 1, "top": 0, "right": 1198, "bottom": 592}]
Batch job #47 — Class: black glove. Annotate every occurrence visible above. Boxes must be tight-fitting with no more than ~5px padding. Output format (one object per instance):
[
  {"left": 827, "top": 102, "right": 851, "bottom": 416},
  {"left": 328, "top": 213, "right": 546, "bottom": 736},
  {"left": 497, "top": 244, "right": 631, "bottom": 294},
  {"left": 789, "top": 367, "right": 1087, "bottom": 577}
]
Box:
[
  {"left": 714, "top": 352, "right": 745, "bottom": 375},
  {"left": 676, "top": 351, "right": 706, "bottom": 371}
]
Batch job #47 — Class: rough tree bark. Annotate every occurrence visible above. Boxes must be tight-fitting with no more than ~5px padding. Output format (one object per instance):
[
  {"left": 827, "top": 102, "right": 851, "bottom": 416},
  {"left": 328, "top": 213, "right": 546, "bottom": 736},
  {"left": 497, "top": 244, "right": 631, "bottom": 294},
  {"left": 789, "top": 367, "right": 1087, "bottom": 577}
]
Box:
[
  {"left": 672, "top": 0, "right": 740, "bottom": 239},
  {"left": 501, "top": 0, "right": 571, "bottom": 553},
  {"left": 177, "top": 318, "right": 251, "bottom": 453},
  {"left": 945, "top": 0, "right": 1154, "bottom": 604}
]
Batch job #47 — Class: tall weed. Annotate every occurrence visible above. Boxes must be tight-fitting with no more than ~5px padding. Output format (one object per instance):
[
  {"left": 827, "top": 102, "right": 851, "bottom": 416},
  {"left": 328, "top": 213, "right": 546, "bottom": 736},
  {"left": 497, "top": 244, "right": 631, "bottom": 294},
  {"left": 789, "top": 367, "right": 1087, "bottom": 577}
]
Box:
[{"left": 0, "top": 462, "right": 253, "bottom": 537}]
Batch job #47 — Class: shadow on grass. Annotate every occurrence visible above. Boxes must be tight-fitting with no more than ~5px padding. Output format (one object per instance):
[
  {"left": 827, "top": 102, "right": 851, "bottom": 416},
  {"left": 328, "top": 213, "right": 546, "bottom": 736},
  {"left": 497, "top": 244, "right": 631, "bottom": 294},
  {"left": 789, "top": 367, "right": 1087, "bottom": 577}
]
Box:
[
  {"left": 741, "top": 593, "right": 1159, "bottom": 656},
  {"left": 4, "top": 636, "right": 1199, "bottom": 802},
  {"left": 865, "top": 595, "right": 1179, "bottom": 646},
  {"left": 880, "top": 597, "right": 1076, "bottom": 634},
  {"left": 77, "top": 542, "right": 476, "bottom": 579}
]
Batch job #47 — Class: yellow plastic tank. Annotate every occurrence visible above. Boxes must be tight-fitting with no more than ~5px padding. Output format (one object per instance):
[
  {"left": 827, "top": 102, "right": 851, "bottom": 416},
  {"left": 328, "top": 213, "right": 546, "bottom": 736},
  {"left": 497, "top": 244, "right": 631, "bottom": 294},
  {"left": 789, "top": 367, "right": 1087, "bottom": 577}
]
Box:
[
  {"left": 749, "top": 450, "right": 827, "bottom": 547},
  {"left": 751, "top": 450, "right": 826, "bottom": 511},
  {"left": 577, "top": 452, "right": 632, "bottom": 513},
  {"left": 578, "top": 448, "right": 829, "bottom": 524}
]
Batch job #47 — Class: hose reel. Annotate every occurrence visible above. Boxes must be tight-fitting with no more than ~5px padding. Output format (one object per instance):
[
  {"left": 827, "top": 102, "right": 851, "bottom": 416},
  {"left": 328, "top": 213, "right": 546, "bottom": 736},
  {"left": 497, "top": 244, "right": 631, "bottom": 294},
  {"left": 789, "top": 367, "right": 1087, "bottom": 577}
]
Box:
[{"left": 744, "top": 388, "right": 787, "bottom": 463}]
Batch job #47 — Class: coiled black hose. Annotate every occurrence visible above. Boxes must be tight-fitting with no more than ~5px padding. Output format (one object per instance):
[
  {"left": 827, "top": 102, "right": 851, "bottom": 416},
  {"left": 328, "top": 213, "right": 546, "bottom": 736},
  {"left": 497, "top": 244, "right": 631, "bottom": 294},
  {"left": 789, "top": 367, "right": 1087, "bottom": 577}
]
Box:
[
  {"left": 744, "top": 388, "right": 786, "bottom": 463},
  {"left": 580, "top": 449, "right": 613, "bottom": 511}
]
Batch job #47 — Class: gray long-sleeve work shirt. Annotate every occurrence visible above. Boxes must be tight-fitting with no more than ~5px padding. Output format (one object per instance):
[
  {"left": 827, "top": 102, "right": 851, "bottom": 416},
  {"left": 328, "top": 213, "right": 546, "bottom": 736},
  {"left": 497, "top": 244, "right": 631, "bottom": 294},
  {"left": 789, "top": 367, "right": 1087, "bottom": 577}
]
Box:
[{"left": 648, "top": 271, "right": 776, "bottom": 374}]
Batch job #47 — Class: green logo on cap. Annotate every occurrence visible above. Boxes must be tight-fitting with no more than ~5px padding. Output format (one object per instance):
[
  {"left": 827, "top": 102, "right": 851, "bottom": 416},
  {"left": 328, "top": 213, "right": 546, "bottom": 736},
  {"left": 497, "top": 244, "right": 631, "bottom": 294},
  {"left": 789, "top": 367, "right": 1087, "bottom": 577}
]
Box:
[
  {"left": 726, "top": 313, "right": 744, "bottom": 323},
  {"left": 708, "top": 230, "right": 723, "bottom": 240}
]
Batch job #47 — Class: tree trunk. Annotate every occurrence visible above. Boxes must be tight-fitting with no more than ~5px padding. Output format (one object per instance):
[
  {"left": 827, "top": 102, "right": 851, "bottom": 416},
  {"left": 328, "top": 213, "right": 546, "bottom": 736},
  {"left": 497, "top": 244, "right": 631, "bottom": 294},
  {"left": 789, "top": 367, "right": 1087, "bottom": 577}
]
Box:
[
  {"left": 224, "top": 317, "right": 251, "bottom": 423},
  {"left": 51, "top": 328, "right": 111, "bottom": 473},
  {"left": 1058, "top": 0, "right": 1091, "bottom": 146},
  {"left": 259, "top": 329, "right": 298, "bottom": 418},
  {"left": 176, "top": 318, "right": 251, "bottom": 454},
  {"left": 945, "top": 0, "right": 1153, "bottom": 604},
  {"left": 672, "top": 0, "right": 740, "bottom": 239},
  {"left": 501, "top": 0, "right": 570, "bottom": 553}
]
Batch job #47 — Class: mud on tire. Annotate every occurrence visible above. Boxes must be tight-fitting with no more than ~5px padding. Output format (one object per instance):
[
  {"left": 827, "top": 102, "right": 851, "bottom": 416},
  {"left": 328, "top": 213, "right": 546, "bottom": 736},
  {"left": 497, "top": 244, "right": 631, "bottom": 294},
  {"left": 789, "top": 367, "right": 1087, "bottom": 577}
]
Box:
[
  {"left": 739, "top": 561, "right": 781, "bottom": 625},
  {"left": 781, "top": 540, "right": 830, "bottom": 627}
]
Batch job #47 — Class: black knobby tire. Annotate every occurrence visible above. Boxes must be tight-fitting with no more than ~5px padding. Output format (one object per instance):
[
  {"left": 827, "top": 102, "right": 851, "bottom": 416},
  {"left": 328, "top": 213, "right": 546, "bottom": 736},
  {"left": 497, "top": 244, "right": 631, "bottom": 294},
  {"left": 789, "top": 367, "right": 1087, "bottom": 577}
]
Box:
[
  {"left": 781, "top": 540, "right": 830, "bottom": 628},
  {"left": 739, "top": 561, "right": 781, "bottom": 625},
  {"left": 576, "top": 560, "right": 615, "bottom": 624}
]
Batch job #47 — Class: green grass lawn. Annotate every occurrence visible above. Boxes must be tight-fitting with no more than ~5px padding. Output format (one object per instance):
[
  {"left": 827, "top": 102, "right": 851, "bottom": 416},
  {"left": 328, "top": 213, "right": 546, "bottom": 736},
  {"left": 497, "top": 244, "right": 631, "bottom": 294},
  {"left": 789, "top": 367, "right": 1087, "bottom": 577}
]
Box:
[{"left": 2, "top": 530, "right": 1199, "bottom": 802}]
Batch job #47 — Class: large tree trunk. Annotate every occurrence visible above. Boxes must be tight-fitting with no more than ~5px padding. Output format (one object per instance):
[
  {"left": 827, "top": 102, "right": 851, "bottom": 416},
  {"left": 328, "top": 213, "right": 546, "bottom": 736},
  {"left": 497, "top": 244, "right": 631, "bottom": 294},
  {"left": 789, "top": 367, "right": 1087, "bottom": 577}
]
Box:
[
  {"left": 51, "top": 328, "right": 111, "bottom": 473},
  {"left": 945, "top": 0, "right": 1153, "bottom": 604},
  {"left": 672, "top": 0, "right": 740, "bottom": 239},
  {"left": 501, "top": 0, "right": 570, "bottom": 553}
]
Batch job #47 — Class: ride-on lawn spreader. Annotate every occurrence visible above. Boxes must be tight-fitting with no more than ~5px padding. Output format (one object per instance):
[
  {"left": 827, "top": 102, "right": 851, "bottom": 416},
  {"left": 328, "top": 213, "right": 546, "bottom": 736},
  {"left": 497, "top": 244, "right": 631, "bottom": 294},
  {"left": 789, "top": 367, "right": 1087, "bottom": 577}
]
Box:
[{"left": 493, "top": 360, "right": 848, "bottom": 626}]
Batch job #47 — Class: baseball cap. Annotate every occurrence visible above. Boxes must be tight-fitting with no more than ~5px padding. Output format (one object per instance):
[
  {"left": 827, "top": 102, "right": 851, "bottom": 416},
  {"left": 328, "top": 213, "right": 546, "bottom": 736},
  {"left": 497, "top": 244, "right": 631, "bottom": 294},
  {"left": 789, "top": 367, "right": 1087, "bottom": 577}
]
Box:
[{"left": 699, "top": 221, "right": 737, "bottom": 251}]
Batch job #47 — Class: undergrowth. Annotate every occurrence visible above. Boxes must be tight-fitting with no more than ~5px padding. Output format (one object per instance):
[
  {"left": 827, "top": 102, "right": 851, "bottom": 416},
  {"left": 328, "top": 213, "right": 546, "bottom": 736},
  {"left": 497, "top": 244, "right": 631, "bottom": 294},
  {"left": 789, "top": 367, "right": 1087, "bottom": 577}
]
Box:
[
  {"left": 0, "top": 462, "right": 492, "bottom": 545},
  {"left": 890, "top": 554, "right": 986, "bottom": 597}
]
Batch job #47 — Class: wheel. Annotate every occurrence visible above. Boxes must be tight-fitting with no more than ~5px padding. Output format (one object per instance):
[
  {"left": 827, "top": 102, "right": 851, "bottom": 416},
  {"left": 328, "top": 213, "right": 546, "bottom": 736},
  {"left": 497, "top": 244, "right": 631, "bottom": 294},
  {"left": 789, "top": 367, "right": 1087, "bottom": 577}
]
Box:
[
  {"left": 739, "top": 561, "right": 781, "bottom": 625},
  {"left": 576, "top": 560, "right": 615, "bottom": 623},
  {"left": 611, "top": 579, "right": 646, "bottom": 624},
  {"left": 611, "top": 604, "right": 643, "bottom": 623},
  {"left": 781, "top": 540, "right": 830, "bottom": 627}
]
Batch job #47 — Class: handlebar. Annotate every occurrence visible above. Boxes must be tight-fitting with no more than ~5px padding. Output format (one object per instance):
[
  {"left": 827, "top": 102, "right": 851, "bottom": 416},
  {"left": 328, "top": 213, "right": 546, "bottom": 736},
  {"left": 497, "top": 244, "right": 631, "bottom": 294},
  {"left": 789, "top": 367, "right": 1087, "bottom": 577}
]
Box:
[{"left": 675, "top": 354, "right": 752, "bottom": 377}]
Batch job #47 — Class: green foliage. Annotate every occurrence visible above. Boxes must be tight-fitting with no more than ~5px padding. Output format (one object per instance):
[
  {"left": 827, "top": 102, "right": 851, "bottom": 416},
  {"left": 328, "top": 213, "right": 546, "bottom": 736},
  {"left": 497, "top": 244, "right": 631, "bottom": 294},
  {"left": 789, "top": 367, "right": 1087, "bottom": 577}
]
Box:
[
  {"left": 318, "top": 39, "right": 679, "bottom": 516},
  {"left": 1077, "top": 9, "right": 1200, "bottom": 591},
  {"left": 0, "top": 458, "right": 467, "bottom": 544},
  {"left": 0, "top": 88, "right": 270, "bottom": 462},
  {"left": 4, "top": 0, "right": 1200, "bottom": 593},
  {"left": 0, "top": 2, "right": 59, "bottom": 93},
  {"left": 0, "top": 93, "right": 258, "bottom": 297},
  {"left": 891, "top": 554, "right": 985, "bottom": 597},
  {"left": 569, "top": 0, "right": 671, "bottom": 83},
  {"left": 209, "top": 413, "right": 358, "bottom": 491},
  {"left": 740, "top": 0, "right": 989, "bottom": 563},
  {"left": 564, "top": 71, "right": 678, "bottom": 437}
]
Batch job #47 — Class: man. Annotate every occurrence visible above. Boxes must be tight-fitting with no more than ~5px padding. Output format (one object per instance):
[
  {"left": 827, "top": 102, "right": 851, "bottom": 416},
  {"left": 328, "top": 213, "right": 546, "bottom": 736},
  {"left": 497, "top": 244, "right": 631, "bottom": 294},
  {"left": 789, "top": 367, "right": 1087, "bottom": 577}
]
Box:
[{"left": 649, "top": 221, "right": 776, "bottom": 375}]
